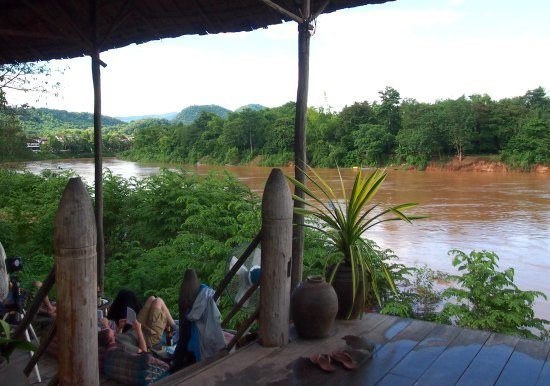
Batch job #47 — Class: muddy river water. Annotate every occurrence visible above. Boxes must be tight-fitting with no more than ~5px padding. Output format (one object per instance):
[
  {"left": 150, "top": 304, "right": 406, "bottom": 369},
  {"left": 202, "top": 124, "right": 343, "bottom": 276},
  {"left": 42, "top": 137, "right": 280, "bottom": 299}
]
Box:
[{"left": 18, "top": 158, "right": 550, "bottom": 320}]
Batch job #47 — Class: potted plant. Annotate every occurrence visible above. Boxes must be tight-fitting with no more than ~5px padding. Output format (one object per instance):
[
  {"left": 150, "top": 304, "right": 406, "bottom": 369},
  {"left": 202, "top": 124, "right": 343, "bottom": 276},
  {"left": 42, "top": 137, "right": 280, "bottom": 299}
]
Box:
[
  {"left": 288, "top": 167, "right": 423, "bottom": 319},
  {"left": 0, "top": 319, "right": 36, "bottom": 384}
]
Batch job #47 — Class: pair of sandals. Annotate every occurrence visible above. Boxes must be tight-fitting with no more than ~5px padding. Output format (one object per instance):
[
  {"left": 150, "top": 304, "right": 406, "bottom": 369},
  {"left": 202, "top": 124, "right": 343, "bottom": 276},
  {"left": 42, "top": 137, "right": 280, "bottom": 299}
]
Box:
[{"left": 309, "top": 351, "right": 357, "bottom": 372}]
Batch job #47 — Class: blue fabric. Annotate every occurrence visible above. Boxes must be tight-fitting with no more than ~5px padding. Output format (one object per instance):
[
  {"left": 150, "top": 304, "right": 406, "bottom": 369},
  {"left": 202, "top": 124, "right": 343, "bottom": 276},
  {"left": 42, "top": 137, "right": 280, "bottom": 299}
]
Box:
[
  {"left": 186, "top": 285, "right": 207, "bottom": 363},
  {"left": 186, "top": 284, "right": 225, "bottom": 360},
  {"left": 187, "top": 320, "right": 201, "bottom": 362}
]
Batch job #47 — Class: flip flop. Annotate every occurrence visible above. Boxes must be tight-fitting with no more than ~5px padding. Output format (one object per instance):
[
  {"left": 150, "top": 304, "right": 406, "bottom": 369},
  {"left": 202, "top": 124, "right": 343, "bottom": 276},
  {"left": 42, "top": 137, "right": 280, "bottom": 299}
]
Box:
[
  {"left": 330, "top": 351, "right": 358, "bottom": 370},
  {"left": 309, "top": 353, "right": 336, "bottom": 372}
]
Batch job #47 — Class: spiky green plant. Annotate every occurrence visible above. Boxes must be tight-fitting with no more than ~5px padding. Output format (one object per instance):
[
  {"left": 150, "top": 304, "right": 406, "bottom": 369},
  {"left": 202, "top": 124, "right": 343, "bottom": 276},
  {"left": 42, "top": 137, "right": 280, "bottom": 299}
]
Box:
[{"left": 287, "top": 167, "right": 424, "bottom": 319}]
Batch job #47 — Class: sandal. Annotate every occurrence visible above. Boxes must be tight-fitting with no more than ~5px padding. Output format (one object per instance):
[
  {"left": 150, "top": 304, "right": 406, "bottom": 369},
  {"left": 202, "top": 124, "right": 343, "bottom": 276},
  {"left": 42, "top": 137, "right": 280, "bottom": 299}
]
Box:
[
  {"left": 309, "top": 353, "right": 336, "bottom": 372},
  {"left": 330, "top": 351, "right": 358, "bottom": 370}
]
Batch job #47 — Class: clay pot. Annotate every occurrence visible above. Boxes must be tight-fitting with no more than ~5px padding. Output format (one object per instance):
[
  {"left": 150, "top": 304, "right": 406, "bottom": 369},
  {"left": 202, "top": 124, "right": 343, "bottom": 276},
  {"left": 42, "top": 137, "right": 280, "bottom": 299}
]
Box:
[
  {"left": 290, "top": 275, "right": 338, "bottom": 339},
  {"left": 330, "top": 263, "right": 370, "bottom": 319}
]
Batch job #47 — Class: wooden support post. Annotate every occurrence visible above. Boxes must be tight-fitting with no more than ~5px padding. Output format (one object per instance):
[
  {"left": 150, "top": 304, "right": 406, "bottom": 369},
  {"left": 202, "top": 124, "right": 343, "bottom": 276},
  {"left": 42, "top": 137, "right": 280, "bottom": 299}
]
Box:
[
  {"left": 91, "top": 0, "right": 105, "bottom": 295},
  {"left": 55, "top": 177, "right": 99, "bottom": 386},
  {"left": 92, "top": 49, "right": 104, "bottom": 295},
  {"left": 259, "top": 168, "right": 293, "bottom": 347},
  {"left": 291, "top": 1, "right": 311, "bottom": 293}
]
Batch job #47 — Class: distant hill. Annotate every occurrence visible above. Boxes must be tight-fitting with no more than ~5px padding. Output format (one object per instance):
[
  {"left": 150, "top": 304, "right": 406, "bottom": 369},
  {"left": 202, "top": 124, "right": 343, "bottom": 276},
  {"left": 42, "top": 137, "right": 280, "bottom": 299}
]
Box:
[
  {"left": 173, "top": 105, "right": 231, "bottom": 125},
  {"left": 235, "top": 104, "right": 266, "bottom": 113},
  {"left": 16, "top": 107, "right": 124, "bottom": 135},
  {"left": 116, "top": 112, "right": 178, "bottom": 123},
  {"left": 123, "top": 118, "right": 172, "bottom": 134}
]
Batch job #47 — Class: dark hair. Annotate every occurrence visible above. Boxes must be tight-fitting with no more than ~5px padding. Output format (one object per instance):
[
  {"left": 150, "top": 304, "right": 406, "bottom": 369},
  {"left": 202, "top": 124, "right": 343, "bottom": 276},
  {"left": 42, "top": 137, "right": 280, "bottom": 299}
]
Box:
[
  {"left": 108, "top": 289, "right": 143, "bottom": 325},
  {"left": 98, "top": 329, "right": 112, "bottom": 347},
  {"left": 179, "top": 269, "right": 200, "bottom": 315}
]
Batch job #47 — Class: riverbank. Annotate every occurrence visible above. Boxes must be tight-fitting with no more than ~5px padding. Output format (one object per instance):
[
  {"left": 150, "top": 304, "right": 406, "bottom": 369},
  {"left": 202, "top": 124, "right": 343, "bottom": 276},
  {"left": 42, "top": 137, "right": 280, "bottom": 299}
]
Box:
[
  {"left": 4, "top": 153, "right": 549, "bottom": 174},
  {"left": 221, "top": 154, "right": 550, "bottom": 174},
  {"left": 423, "top": 156, "right": 550, "bottom": 174}
]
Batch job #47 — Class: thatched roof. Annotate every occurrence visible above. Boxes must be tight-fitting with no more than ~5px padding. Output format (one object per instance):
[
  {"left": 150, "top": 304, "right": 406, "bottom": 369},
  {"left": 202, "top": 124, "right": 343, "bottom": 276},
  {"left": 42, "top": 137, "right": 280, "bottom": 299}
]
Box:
[{"left": 0, "top": 0, "right": 392, "bottom": 65}]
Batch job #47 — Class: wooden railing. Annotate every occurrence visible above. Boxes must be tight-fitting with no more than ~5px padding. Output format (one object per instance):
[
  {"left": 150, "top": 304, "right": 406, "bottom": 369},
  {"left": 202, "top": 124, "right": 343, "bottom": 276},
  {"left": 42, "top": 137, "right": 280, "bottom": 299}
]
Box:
[
  {"left": 214, "top": 230, "right": 261, "bottom": 352},
  {"left": 10, "top": 168, "right": 293, "bottom": 384},
  {"left": 213, "top": 231, "right": 262, "bottom": 302}
]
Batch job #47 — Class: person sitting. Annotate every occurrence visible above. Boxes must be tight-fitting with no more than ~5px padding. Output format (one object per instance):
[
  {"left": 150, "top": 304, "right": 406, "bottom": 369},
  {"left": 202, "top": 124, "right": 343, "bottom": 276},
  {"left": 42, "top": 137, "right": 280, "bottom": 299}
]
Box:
[
  {"left": 107, "top": 289, "right": 143, "bottom": 327},
  {"left": 33, "top": 281, "right": 56, "bottom": 317},
  {"left": 104, "top": 294, "right": 175, "bottom": 349},
  {"left": 99, "top": 319, "right": 147, "bottom": 354},
  {"left": 98, "top": 318, "right": 170, "bottom": 385}
]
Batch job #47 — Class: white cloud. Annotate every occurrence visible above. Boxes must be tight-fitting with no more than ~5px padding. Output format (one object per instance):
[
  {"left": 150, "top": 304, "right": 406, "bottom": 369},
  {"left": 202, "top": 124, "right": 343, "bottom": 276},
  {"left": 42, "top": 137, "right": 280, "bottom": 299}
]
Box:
[{"left": 5, "top": 2, "right": 549, "bottom": 116}]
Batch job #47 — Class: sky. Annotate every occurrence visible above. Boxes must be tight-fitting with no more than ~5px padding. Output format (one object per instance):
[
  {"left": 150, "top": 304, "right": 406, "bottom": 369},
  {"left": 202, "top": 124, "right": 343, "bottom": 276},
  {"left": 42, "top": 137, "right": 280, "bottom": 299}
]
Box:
[{"left": 6, "top": 0, "right": 550, "bottom": 117}]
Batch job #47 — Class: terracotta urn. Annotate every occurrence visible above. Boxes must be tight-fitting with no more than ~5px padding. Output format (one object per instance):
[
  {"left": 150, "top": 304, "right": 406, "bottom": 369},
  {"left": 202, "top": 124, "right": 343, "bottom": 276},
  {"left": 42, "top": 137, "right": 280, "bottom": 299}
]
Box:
[{"left": 290, "top": 275, "right": 338, "bottom": 339}]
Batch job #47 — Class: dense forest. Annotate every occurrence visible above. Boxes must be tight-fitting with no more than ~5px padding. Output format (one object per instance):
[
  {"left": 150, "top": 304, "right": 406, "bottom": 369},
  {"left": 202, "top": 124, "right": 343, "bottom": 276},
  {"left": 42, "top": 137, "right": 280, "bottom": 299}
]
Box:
[
  {"left": 16, "top": 107, "right": 124, "bottom": 134},
  {"left": 123, "top": 87, "right": 550, "bottom": 170},
  {"left": 1, "top": 87, "right": 548, "bottom": 170}
]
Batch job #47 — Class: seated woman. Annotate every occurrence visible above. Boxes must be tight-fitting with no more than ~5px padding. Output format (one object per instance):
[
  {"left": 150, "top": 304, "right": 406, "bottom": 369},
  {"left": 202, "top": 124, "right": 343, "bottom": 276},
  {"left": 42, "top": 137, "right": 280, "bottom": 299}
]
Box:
[
  {"left": 107, "top": 289, "right": 143, "bottom": 327},
  {"left": 104, "top": 294, "right": 176, "bottom": 349}
]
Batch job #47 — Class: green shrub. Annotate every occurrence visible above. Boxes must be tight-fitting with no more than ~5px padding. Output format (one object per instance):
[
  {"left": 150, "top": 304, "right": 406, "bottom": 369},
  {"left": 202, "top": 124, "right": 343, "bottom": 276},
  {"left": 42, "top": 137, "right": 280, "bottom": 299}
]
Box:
[{"left": 438, "top": 249, "right": 549, "bottom": 339}]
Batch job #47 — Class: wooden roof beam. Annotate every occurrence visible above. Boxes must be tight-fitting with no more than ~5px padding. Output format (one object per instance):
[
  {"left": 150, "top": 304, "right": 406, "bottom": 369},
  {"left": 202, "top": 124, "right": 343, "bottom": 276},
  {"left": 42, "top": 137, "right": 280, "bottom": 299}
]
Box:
[
  {"left": 51, "top": 0, "right": 94, "bottom": 50},
  {"left": 311, "top": 0, "right": 331, "bottom": 20},
  {"left": 98, "top": 0, "right": 134, "bottom": 50},
  {"left": 133, "top": 7, "right": 163, "bottom": 41},
  {"left": 259, "top": 0, "right": 304, "bottom": 23},
  {"left": 0, "top": 29, "right": 64, "bottom": 40},
  {"left": 192, "top": 0, "right": 218, "bottom": 33},
  {"left": 21, "top": 0, "right": 83, "bottom": 45}
]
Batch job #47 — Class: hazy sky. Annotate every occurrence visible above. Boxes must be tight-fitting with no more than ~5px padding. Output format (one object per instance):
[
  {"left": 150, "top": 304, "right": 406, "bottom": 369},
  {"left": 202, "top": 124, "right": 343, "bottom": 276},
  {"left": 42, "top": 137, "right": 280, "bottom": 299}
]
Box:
[{"left": 6, "top": 0, "right": 550, "bottom": 117}]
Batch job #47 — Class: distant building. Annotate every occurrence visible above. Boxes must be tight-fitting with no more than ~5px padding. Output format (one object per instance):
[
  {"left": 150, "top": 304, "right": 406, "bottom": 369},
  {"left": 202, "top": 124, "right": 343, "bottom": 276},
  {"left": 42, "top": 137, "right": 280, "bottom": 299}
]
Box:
[{"left": 25, "top": 137, "right": 49, "bottom": 152}]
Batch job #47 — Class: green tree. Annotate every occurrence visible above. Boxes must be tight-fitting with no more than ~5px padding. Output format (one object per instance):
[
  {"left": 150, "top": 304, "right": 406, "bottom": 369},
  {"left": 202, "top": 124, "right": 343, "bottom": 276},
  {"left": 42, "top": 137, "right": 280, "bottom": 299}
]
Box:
[
  {"left": 0, "top": 110, "right": 29, "bottom": 161},
  {"left": 469, "top": 94, "right": 498, "bottom": 154},
  {"left": 524, "top": 86, "right": 549, "bottom": 110},
  {"left": 377, "top": 86, "right": 402, "bottom": 135},
  {"left": 397, "top": 100, "right": 445, "bottom": 168},
  {"left": 0, "top": 63, "right": 59, "bottom": 108},
  {"left": 502, "top": 116, "right": 550, "bottom": 169},
  {"left": 353, "top": 124, "right": 395, "bottom": 166},
  {"left": 440, "top": 97, "right": 475, "bottom": 161}
]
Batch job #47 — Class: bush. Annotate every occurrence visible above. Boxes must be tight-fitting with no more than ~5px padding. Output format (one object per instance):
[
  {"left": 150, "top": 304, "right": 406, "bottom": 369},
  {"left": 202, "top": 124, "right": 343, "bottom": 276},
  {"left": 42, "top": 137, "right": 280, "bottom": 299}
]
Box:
[{"left": 438, "top": 249, "right": 549, "bottom": 339}]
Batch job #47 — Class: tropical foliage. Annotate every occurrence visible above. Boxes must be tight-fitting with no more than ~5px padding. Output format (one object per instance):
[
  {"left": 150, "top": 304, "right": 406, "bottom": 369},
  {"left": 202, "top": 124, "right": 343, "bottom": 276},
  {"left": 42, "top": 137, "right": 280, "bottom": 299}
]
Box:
[
  {"left": 15, "top": 107, "right": 123, "bottom": 135},
  {"left": 287, "top": 167, "right": 423, "bottom": 318},
  {"left": 0, "top": 168, "right": 261, "bottom": 326},
  {"left": 1, "top": 86, "right": 548, "bottom": 169},
  {"left": 122, "top": 87, "right": 549, "bottom": 170},
  {"left": 438, "top": 250, "right": 549, "bottom": 339}
]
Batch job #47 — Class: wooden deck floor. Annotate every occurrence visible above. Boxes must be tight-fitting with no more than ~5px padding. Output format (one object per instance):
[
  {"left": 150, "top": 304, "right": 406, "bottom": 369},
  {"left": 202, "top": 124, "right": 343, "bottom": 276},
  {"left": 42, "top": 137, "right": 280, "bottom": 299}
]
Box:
[
  {"left": 8, "top": 313, "right": 550, "bottom": 385},
  {"left": 157, "top": 313, "right": 550, "bottom": 386}
]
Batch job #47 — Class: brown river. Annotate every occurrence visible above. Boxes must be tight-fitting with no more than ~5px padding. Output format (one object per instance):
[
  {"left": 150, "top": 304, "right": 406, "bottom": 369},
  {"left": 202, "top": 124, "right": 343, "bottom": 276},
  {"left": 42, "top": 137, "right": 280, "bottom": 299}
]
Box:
[{"left": 17, "top": 158, "right": 550, "bottom": 320}]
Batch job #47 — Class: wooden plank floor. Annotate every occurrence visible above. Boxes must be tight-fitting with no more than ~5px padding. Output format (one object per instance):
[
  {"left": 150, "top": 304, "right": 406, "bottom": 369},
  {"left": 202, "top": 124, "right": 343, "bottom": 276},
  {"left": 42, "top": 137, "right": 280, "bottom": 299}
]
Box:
[
  {"left": 159, "top": 313, "right": 550, "bottom": 386},
  {"left": 8, "top": 314, "right": 549, "bottom": 385},
  {"left": 10, "top": 347, "right": 120, "bottom": 385}
]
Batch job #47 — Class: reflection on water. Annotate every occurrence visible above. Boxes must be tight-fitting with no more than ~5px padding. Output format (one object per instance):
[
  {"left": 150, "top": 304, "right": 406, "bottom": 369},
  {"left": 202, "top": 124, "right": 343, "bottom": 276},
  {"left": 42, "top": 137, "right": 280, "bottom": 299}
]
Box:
[{"left": 16, "top": 158, "right": 550, "bottom": 320}]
